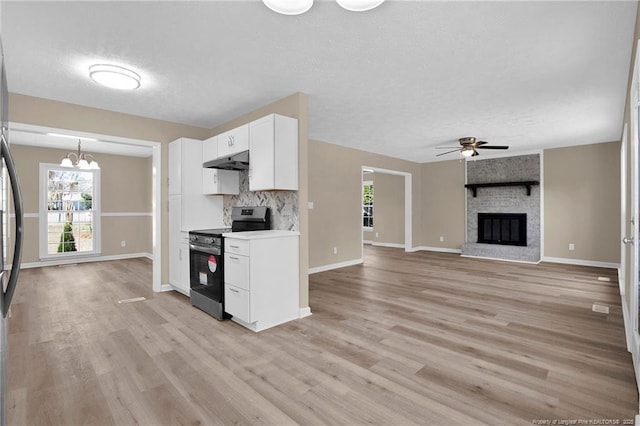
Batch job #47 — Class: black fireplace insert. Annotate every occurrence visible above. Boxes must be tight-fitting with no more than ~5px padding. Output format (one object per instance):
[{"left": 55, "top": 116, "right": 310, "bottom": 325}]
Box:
[{"left": 478, "top": 213, "right": 527, "bottom": 246}]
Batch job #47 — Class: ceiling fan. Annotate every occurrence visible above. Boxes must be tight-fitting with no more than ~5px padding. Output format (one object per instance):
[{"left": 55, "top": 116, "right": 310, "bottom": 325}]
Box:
[{"left": 436, "top": 137, "right": 509, "bottom": 157}]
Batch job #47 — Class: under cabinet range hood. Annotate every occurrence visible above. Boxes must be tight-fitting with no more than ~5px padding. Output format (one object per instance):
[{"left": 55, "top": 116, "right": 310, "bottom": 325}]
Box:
[{"left": 203, "top": 150, "right": 249, "bottom": 170}]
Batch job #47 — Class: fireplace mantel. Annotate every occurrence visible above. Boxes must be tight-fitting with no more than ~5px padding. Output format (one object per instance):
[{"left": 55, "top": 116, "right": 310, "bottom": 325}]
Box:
[{"left": 464, "top": 181, "right": 540, "bottom": 197}]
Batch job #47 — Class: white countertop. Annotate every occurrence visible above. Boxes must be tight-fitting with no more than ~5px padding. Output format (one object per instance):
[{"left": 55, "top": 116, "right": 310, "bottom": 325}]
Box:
[{"left": 223, "top": 230, "right": 300, "bottom": 240}]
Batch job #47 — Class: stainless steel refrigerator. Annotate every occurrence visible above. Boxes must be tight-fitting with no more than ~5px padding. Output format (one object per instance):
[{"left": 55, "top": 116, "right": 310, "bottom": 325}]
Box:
[{"left": 0, "top": 35, "right": 24, "bottom": 426}]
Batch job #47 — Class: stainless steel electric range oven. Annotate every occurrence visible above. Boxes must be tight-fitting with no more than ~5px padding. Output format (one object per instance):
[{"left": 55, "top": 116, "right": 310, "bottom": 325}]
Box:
[{"left": 189, "top": 206, "right": 271, "bottom": 320}]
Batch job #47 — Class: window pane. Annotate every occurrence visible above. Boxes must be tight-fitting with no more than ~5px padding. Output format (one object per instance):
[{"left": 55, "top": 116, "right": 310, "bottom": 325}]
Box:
[
  {"left": 46, "top": 169, "right": 96, "bottom": 255},
  {"left": 362, "top": 182, "right": 374, "bottom": 228}
]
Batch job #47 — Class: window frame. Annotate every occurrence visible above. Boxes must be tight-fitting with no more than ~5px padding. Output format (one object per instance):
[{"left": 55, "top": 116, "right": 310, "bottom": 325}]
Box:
[
  {"left": 363, "top": 179, "right": 374, "bottom": 231},
  {"left": 39, "top": 163, "right": 101, "bottom": 260}
]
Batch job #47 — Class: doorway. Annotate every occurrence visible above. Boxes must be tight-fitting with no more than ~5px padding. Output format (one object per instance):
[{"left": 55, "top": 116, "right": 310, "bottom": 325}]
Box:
[
  {"left": 360, "top": 166, "right": 412, "bottom": 259},
  {"left": 9, "top": 122, "right": 162, "bottom": 291}
]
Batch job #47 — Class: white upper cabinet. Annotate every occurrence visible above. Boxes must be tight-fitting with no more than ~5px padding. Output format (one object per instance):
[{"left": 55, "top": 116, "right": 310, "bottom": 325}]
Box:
[
  {"left": 202, "top": 168, "right": 240, "bottom": 195},
  {"left": 202, "top": 135, "right": 218, "bottom": 163},
  {"left": 217, "top": 124, "right": 249, "bottom": 158},
  {"left": 169, "top": 137, "right": 204, "bottom": 197},
  {"left": 249, "top": 114, "right": 298, "bottom": 191},
  {"left": 168, "top": 140, "right": 182, "bottom": 196},
  {"left": 168, "top": 137, "right": 223, "bottom": 231}
]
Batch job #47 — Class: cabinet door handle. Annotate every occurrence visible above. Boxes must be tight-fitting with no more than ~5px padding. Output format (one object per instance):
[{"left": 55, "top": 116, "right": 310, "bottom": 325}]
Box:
[
  {"left": 179, "top": 248, "right": 182, "bottom": 261},
  {"left": 229, "top": 288, "right": 239, "bottom": 293},
  {"left": 229, "top": 256, "right": 239, "bottom": 261},
  {"left": 213, "top": 173, "right": 217, "bottom": 185},
  {"left": 229, "top": 245, "right": 239, "bottom": 249},
  {"left": 228, "top": 135, "right": 234, "bottom": 147}
]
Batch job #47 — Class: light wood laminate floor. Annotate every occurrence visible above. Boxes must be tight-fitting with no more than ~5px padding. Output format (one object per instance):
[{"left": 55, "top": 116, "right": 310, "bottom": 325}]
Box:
[{"left": 6, "top": 246, "right": 638, "bottom": 425}]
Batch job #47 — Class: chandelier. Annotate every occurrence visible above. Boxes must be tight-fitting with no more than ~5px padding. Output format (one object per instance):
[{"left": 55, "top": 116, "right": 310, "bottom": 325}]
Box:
[{"left": 60, "top": 140, "right": 100, "bottom": 170}]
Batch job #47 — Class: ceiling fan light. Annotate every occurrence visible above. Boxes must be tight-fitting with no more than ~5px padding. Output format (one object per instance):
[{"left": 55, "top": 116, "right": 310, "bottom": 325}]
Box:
[
  {"left": 89, "top": 64, "right": 141, "bottom": 90},
  {"left": 461, "top": 149, "right": 475, "bottom": 158},
  {"left": 263, "top": 0, "right": 313, "bottom": 15},
  {"left": 89, "top": 160, "right": 100, "bottom": 170},
  {"left": 336, "top": 0, "right": 385, "bottom": 12}
]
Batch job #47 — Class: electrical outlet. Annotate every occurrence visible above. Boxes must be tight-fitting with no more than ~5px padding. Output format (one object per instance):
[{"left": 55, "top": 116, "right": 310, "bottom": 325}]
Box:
[
  {"left": 569, "top": 243, "right": 575, "bottom": 251},
  {"left": 121, "top": 240, "right": 126, "bottom": 248},
  {"left": 332, "top": 247, "right": 338, "bottom": 255},
  {"left": 439, "top": 236, "right": 444, "bottom": 242},
  {"left": 375, "top": 232, "right": 379, "bottom": 238}
]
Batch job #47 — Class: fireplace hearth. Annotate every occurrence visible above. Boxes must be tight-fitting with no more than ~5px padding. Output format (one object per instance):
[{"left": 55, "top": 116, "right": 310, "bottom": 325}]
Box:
[{"left": 477, "top": 213, "right": 527, "bottom": 246}]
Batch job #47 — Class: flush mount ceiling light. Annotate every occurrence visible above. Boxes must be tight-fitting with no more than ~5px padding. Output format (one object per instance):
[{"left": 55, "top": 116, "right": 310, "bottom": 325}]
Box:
[
  {"left": 262, "top": 0, "right": 384, "bottom": 14},
  {"left": 89, "top": 64, "right": 141, "bottom": 90},
  {"left": 335, "top": 0, "right": 385, "bottom": 12},
  {"left": 262, "top": 0, "right": 313, "bottom": 15}
]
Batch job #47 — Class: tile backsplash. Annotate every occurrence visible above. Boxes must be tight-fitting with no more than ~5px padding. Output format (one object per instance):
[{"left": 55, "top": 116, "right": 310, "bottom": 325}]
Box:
[{"left": 223, "top": 170, "right": 299, "bottom": 231}]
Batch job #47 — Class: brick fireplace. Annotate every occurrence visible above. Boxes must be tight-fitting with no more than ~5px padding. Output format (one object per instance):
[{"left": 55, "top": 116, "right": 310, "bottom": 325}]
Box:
[{"left": 462, "top": 154, "right": 541, "bottom": 263}]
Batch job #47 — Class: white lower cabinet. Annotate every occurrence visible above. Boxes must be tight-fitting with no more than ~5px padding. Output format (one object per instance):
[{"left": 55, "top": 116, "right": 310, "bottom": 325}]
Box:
[
  {"left": 224, "top": 285, "right": 250, "bottom": 323},
  {"left": 168, "top": 225, "right": 190, "bottom": 296},
  {"left": 223, "top": 231, "right": 299, "bottom": 332}
]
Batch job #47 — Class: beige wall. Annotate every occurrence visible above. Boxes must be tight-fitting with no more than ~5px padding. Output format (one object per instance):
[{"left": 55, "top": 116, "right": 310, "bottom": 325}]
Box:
[
  {"left": 11, "top": 144, "right": 153, "bottom": 263},
  {"left": 308, "top": 139, "right": 421, "bottom": 269},
  {"left": 210, "top": 93, "right": 310, "bottom": 309},
  {"left": 8, "top": 93, "right": 209, "bottom": 282},
  {"left": 544, "top": 142, "right": 621, "bottom": 263},
  {"left": 370, "top": 173, "right": 404, "bottom": 245},
  {"left": 420, "top": 159, "right": 465, "bottom": 249}
]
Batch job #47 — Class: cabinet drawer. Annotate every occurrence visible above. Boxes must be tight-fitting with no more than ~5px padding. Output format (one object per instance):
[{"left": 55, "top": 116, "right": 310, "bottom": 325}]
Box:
[
  {"left": 224, "top": 284, "right": 250, "bottom": 323},
  {"left": 224, "top": 252, "right": 249, "bottom": 290},
  {"left": 225, "top": 238, "right": 249, "bottom": 256}
]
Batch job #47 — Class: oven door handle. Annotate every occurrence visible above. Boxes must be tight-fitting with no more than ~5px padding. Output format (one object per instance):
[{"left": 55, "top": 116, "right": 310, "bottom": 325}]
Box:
[{"left": 189, "top": 244, "right": 221, "bottom": 256}]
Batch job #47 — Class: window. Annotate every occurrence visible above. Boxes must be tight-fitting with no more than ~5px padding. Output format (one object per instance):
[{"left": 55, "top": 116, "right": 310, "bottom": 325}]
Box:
[
  {"left": 363, "top": 180, "right": 373, "bottom": 229},
  {"left": 39, "top": 164, "right": 100, "bottom": 258}
]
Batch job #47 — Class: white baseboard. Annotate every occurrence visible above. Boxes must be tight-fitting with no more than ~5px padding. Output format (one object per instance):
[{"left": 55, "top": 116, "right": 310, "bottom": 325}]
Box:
[
  {"left": 541, "top": 256, "right": 620, "bottom": 269},
  {"left": 299, "top": 307, "right": 312, "bottom": 318},
  {"left": 158, "top": 284, "right": 174, "bottom": 293},
  {"left": 371, "top": 241, "right": 405, "bottom": 249},
  {"left": 409, "top": 246, "right": 462, "bottom": 254},
  {"left": 18, "top": 252, "right": 153, "bottom": 269},
  {"left": 308, "top": 258, "right": 363, "bottom": 274}
]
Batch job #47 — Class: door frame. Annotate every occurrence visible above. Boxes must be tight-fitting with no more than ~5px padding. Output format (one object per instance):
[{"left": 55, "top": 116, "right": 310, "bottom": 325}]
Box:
[
  {"left": 621, "top": 122, "right": 632, "bottom": 352},
  {"left": 360, "top": 165, "right": 412, "bottom": 255},
  {"left": 622, "top": 39, "right": 640, "bottom": 403},
  {"left": 9, "top": 122, "right": 162, "bottom": 292}
]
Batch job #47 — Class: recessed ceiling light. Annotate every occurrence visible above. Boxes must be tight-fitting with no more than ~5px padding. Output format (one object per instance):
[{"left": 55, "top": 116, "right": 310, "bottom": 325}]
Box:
[
  {"left": 262, "top": 0, "right": 313, "bottom": 15},
  {"left": 89, "top": 64, "right": 141, "bottom": 90},
  {"left": 336, "top": 0, "right": 385, "bottom": 12}
]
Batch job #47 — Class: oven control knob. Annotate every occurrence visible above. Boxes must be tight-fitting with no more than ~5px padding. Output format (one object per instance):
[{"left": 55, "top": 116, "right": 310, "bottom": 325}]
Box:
[{"left": 204, "top": 237, "right": 213, "bottom": 245}]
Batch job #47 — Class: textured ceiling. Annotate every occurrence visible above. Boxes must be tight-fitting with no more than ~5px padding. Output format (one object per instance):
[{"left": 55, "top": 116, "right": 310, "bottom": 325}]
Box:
[{"left": 1, "top": 1, "right": 637, "bottom": 162}]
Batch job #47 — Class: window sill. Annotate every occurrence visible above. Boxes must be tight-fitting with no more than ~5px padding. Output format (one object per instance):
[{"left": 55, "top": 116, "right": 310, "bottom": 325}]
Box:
[{"left": 39, "top": 252, "right": 102, "bottom": 261}]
